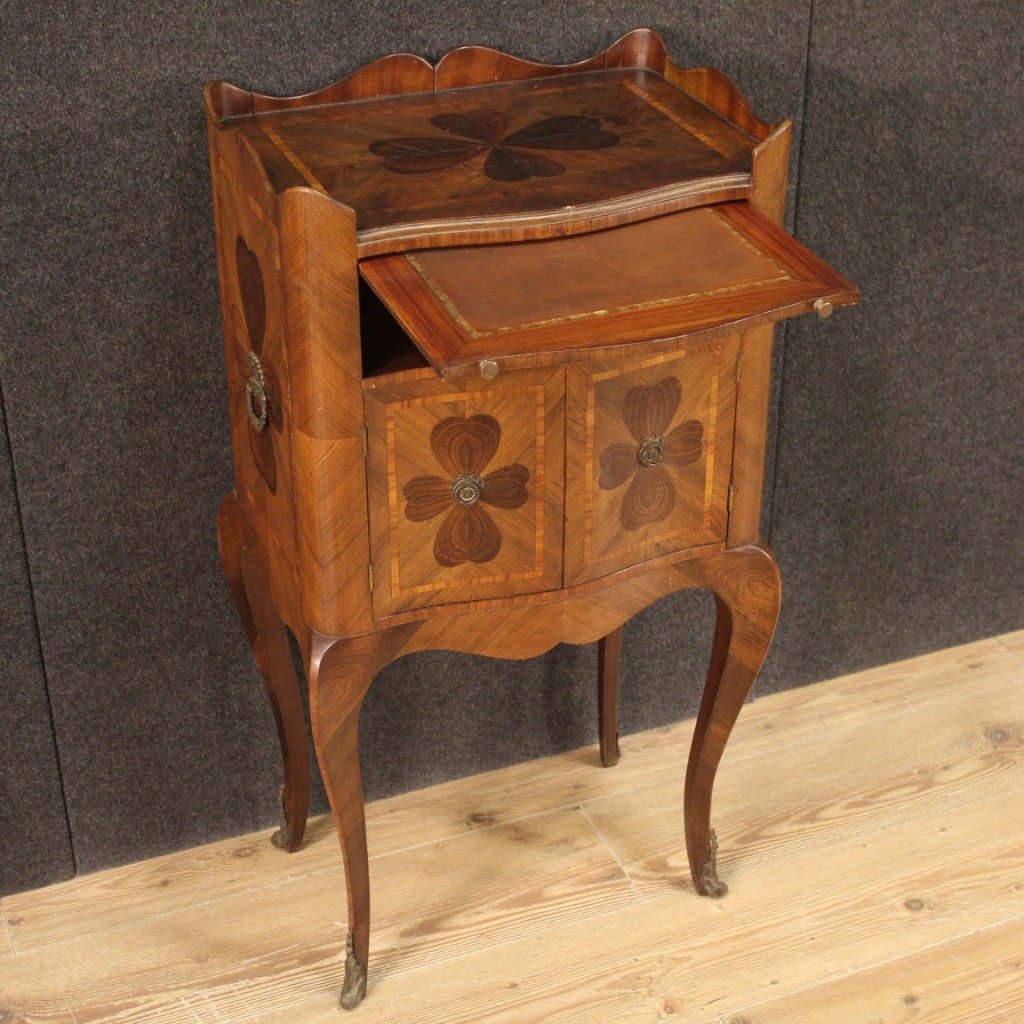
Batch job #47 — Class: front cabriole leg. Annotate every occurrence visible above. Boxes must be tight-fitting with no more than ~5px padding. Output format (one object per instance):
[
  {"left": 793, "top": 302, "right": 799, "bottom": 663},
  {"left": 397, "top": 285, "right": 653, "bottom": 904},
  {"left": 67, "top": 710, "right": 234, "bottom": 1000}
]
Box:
[
  {"left": 683, "top": 542, "right": 782, "bottom": 897},
  {"left": 307, "top": 628, "right": 412, "bottom": 1010}
]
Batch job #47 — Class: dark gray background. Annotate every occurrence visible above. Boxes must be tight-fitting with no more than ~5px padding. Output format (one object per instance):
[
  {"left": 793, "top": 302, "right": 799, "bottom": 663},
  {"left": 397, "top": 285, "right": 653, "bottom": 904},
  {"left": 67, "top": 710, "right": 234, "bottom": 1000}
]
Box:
[{"left": 1, "top": 1, "right": 1021, "bottom": 895}]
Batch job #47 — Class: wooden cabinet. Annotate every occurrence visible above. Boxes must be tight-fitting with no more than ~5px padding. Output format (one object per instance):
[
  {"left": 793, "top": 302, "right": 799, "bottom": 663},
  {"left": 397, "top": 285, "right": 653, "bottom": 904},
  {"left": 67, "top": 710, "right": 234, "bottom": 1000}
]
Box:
[{"left": 206, "top": 28, "right": 857, "bottom": 1009}]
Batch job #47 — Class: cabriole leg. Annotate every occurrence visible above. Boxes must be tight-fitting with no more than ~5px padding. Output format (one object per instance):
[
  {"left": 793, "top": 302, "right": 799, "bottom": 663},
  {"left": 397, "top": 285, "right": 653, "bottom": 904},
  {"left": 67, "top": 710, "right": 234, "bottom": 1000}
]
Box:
[
  {"left": 684, "top": 543, "right": 781, "bottom": 896},
  {"left": 308, "top": 631, "right": 405, "bottom": 1011},
  {"left": 219, "top": 492, "right": 310, "bottom": 852},
  {"left": 235, "top": 541, "right": 310, "bottom": 852},
  {"left": 597, "top": 627, "right": 623, "bottom": 767}
]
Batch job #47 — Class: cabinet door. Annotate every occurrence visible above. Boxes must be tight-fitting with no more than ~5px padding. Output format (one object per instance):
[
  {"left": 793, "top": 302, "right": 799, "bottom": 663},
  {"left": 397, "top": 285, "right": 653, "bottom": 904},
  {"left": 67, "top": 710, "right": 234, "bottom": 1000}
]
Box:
[
  {"left": 365, "top": 367, "right": 564, "bottom": 616},
  {"left": 565, "top": 336, "right": 738, "bottom": 585}
]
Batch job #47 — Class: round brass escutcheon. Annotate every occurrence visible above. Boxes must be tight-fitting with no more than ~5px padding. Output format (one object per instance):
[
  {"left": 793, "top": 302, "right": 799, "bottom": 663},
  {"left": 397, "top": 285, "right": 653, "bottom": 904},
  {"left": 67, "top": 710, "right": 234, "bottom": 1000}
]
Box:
[
  {"left": 451, "top": 473, "right": 484, "bottom": 506},
  {"left": 637, "top": 434, "right": 665, "bottom": 467},
  {"left": 245, "top": 351, "right": 269, "bottom": 432},
  {"left": 813, "top": 298, "right": 833, "bottom": 319},
  {"left": 479, "top": 359, "right": 500, "bottom": 380}
]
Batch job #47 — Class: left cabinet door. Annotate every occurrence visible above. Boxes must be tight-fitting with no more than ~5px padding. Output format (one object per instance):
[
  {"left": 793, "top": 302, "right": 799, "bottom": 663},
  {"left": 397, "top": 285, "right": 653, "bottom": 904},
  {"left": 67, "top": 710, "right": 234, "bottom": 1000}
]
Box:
[{"left": 364, "top": 367, "right": 565, "bottom": 616}]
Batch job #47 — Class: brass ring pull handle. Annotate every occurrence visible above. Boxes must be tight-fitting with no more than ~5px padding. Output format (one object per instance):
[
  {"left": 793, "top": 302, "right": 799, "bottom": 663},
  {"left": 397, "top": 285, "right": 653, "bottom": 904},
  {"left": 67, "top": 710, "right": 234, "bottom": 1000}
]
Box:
[
  {"left": 245, "top": 351, "right": 269, "bottom": 431},
  {"left": 637, "top": 433, "right": 665, "bottom": 467},
  {"left": 451, "top": 473, "right": 485, "bottom": 505}
]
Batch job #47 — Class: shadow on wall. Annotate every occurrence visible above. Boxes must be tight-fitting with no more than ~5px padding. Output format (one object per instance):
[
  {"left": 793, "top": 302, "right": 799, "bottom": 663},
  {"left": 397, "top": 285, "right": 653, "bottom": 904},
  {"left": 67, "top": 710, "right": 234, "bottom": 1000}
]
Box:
[
  {"left": 765, "top": 62, "right": 1024, "bottom": 687},
  {"left": 357, "top": 585, "right": 717, "bottom": 809}
]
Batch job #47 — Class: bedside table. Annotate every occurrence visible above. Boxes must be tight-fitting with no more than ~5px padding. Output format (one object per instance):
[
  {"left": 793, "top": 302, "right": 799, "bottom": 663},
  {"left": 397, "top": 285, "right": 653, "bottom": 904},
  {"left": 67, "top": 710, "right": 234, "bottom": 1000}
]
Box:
[{"left": 205, "top": 28, "right": 857, "bottom": 1009}]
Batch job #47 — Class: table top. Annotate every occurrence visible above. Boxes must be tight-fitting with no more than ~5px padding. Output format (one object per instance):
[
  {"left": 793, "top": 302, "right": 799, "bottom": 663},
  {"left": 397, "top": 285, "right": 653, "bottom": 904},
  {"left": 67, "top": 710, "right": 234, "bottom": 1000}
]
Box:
[{"left": 222, "top": 68, "right": 758, "bottom": 254}]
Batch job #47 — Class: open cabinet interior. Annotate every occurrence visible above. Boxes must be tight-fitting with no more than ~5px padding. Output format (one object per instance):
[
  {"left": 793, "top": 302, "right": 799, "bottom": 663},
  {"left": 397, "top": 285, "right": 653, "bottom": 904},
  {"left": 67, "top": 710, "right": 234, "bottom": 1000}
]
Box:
[{"left": 358, "top": 280, "right": 429, "bottom": 378}]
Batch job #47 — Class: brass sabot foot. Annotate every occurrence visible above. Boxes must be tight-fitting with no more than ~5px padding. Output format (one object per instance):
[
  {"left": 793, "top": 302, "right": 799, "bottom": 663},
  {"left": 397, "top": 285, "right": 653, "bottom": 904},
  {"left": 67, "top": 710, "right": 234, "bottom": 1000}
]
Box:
[
  {"left": 340, "top": 933, "right": 368, "bottom": 1010},
  {"left": 269, "top": 785, "right": 294, "bottom": 851},
  {"left": 697, "top": 829, "right": 728, "bottom": 898}
]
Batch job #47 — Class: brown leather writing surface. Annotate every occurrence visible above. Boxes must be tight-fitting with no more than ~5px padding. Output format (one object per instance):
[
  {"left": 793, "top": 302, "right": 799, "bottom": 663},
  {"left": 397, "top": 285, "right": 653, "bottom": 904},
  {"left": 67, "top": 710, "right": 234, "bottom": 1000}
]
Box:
[
  {"left": 360, "top": 201, "right": 858, "bottom": 374},
  {"left": 406, "top": 207, "right": 789, "bottom": 334}
]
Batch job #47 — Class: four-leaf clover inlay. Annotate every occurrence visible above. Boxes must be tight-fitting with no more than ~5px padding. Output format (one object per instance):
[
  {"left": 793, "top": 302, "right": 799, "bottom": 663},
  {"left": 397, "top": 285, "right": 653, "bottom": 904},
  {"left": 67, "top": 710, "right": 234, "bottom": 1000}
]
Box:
[
  {"left": 404, "top": 415, "right": 530, "bottom": 567},
  {"left": 598, "top": 377, "right": 703, "bottom": 531},
  {"left": 231, "top": 236, "right": 282, "bottom": 494},
  {"left": 369, "top": 110, "right": 620, "bottom": 182}
]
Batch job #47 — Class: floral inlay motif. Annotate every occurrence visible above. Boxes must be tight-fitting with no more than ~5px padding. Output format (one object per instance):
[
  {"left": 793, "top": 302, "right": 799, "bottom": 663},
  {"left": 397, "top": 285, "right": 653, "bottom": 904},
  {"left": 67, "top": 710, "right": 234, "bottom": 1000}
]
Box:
[
  {"left": 369, "top": 110, "right": 620, "bottom": 182},
  {"left": 598, "top": 377, "right": 703, "bottom": 531},
  {"left": 232, "top": 236, "right": 282, "bottom": 494},
  {"left": 404, "top": 415, "right": 530, "bottom": 567}
]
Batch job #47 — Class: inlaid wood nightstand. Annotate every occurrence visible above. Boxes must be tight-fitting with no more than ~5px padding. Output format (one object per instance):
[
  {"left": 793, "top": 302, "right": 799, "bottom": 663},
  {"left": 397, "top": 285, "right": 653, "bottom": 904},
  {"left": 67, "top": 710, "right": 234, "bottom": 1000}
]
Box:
[{"left": 205, "top": 28, "right": 857, "bottom": 1009}]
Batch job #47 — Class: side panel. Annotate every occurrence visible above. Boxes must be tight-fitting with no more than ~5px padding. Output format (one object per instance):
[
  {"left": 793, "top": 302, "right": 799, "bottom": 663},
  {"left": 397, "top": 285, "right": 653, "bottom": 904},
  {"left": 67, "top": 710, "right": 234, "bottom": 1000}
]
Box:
[
  {"left": 727, "top": 324, "right": 777, "bottom": 546},
  {"left": 565, "top": 335, "right": 738, "bottom": 585},
  {"left": 279, "top": 189, "right": 374, "bottom": 637},
  {"left": 365, "top": 368, "right": 564, "bottom": 615},
  {"left": 207, "top": 126, "right": 299, "bottom": 622}
]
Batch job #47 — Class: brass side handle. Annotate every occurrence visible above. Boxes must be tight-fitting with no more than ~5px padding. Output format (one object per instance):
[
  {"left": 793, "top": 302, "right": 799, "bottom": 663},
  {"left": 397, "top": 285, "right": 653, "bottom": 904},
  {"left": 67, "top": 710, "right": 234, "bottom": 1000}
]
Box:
[
  {"left": 813, "top": 298, "right": 833, "bottom": 319},
  {"left": 245, "top": 351, "right": 269, "bottom": 431}
]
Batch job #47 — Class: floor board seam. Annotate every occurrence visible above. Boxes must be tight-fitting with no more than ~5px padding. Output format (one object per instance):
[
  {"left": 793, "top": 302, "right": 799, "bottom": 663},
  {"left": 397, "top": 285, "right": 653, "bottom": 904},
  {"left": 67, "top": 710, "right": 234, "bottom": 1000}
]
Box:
[
  {"left": 0, "top": 796, "right": 675, "bottom": 958},
  {"left": 0, "top": 901, "right": 15, "bottom": 958},
  {"left": 361, "top": 644, "right": 1019, "bottom": 864},
  {"left": 7, "top": 652, "right": 1018, "bottom": 957},
  {"left": 9, "top": 751, "right": 1020, "bottom": 963},
  {"left": 372, "top": 891, "right": 679, "bottom": 988},
  {"left": 8, "top": 638, "right": 1006, "bottom": 918},
  {"left": 717, "top": 910, "right": 1024, "bottom": 1021},
  {"left": 356, "top": 638, "right": 1018, "bottom": 861},
  {"left": 365, "top": 798, "right": 635, "bottom": 863},
  {"left": 578, "top": 803, "right": 647, "bottom": 902},
  {"left": 2, "top": 874, "right": 344, "bottom": 958},
  {"left": 996, "top": 633, "right": 1024, "bottom": 663}
]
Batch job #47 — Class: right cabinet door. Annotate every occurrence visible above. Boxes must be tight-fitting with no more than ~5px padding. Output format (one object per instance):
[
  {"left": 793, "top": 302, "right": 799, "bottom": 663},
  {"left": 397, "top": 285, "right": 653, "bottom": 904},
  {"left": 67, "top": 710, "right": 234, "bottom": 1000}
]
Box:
[{"left": 565, "top": 334, "right": 738, "bottom": 585}]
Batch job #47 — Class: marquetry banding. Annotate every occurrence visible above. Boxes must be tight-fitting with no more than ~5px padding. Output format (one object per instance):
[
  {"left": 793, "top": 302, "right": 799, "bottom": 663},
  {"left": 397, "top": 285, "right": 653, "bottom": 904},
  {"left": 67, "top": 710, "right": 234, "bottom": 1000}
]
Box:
[
  {"left": 624, "top": 79, "right": 744, "bottom": 158},
  {"left": 215, "top": 154, "right": 281, "bottom": 265},
  {"left": 205, "top": 29, "right": 858, "bottom": 1011},
  {"left": 261, "top": 125, "right": 327, "bottom": 194}
]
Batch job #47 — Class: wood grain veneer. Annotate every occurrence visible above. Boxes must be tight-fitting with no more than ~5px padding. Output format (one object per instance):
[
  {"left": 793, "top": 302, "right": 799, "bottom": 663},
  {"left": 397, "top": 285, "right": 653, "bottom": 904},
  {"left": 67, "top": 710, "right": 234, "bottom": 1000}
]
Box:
[
  {"left": 207, "top": 28, "right": 788, "bottom": 256},
  {"left": 225, "top": 68, "right": 753, "bottom": 256}
]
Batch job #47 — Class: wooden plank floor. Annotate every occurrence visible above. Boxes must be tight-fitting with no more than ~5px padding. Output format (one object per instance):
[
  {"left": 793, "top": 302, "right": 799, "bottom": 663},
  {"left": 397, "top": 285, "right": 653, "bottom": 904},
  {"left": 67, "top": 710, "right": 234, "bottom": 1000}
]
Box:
[{"left": 2, "top": 630, "right": 1022, "bottom": 1023}]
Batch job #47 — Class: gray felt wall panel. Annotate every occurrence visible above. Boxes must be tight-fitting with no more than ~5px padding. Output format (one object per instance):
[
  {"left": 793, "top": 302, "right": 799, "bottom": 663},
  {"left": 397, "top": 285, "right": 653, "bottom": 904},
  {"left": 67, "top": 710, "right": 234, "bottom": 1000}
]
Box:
[
  {"left": 0, "top": 381, "right": 74, "bottom": 893},
  {"left": 763, "top": 0, "right": 1024, "bottom": 685},
  {"left": 0, "top": 2, "right": 810, "bottom": 890}
]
